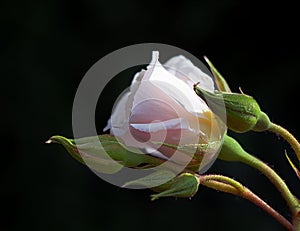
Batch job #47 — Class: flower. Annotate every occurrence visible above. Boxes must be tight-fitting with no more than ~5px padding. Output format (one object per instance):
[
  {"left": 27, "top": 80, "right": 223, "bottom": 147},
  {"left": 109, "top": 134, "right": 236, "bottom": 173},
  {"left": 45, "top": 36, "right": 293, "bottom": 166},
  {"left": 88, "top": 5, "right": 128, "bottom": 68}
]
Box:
[{"left": 104, "top": 51, "right": 226, "bottom": 172}]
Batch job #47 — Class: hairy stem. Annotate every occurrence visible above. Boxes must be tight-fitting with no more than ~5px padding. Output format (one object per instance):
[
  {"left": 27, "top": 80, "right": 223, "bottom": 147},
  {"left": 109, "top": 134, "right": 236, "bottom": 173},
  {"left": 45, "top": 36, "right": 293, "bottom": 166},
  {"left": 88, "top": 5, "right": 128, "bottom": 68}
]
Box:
[
  {"left": 269, "top": 123, "right": 300, "bottom": 162},
  {"left": 239, "top": 151, "right": 300, "bottom": 216},
  {"left": 198, "top": 174, "right": 293, "bottom": 230},
  {"left": 219, "top": 136, "right": 300, "bottom": 218}
]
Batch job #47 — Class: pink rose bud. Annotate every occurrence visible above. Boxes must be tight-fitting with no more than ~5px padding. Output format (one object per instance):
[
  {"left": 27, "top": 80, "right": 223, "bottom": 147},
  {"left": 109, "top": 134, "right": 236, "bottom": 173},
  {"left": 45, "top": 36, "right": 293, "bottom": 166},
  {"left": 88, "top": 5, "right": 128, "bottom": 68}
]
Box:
[{"left": 104, "top": 51, "right": 226, "bottom": 172}]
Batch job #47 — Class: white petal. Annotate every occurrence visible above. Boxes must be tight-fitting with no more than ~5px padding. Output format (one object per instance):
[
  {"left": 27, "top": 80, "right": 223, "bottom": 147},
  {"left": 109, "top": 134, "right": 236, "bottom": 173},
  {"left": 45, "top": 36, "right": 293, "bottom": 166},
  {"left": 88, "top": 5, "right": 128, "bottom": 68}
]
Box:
[
  {"left": 103, "top": 91, "right": 129, "bottom": 133},
  {"left": 142, "top": 51, "right": 210, "bottom": 116},
  {"left": 164, "top": 55, "right": 215, "bottom": 92},
  {"left": 142, "top": 147, "right": 168, "bottom": 160},
  {"left": 104, "top": 70, "right": 145, "bottom": 136},
  {"left": 130, "top": 118, "right": 190, "bottom": 133}
]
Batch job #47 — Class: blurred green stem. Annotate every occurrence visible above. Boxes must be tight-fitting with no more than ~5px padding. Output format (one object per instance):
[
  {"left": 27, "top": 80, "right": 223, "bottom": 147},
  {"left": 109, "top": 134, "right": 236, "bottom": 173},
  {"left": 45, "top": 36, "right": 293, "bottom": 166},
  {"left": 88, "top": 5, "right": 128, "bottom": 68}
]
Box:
[
  {"left": 268, "top": 123, "right": 300, "bottom": 162},
  {"left": 198, "top": 174, "right": 293, "bottom": 230}
]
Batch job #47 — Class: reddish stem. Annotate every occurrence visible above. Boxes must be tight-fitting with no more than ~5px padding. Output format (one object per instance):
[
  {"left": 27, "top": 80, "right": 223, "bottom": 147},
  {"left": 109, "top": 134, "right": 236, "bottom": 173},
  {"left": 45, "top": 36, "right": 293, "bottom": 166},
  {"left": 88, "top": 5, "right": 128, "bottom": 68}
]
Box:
[{"left": 199, "top": 175, "right": 293, "bottom": 230}]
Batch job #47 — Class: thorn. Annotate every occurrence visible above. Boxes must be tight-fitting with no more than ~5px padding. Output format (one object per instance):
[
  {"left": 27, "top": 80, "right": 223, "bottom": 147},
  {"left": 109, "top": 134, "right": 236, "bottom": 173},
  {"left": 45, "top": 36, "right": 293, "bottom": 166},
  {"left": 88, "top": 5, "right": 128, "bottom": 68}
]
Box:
[{"left": 239, "top": 87, "right": 244, "bottom": 94}]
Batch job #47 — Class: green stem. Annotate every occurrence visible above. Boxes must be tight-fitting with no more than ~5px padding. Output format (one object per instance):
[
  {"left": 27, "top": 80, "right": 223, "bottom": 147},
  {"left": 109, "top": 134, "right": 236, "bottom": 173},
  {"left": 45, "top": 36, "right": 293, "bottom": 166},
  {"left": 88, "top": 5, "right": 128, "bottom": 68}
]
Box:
[
  {"left": 199, "top": 174, "right": 293, "bottom": 230},
  {"left": 268, "top": 123, "right": 300, "bottom": 162},
  {"left": 219, "top": 136, "right": 300, "bottom": 217},
  {"left": 241, "top": 152, "right": 300, "bottom": 215},
  {"left": 200, "top": 174, "right": 244, "bottom": 192}
]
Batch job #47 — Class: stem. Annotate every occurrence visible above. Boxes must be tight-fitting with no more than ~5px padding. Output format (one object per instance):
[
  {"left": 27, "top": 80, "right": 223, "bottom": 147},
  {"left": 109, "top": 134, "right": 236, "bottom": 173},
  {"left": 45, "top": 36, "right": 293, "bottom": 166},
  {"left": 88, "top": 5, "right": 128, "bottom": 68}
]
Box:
[
  {"left": 268, "top": 123, "right": 300, "bottom": 162},
  {"left": 239, "top": 150, "right": 300, "bottom": 216},
  {"left": 200, "top": 174, "right": 244, "bottom": 192},
  {"left": 220, "top": 136, "right": 300, "bottom": 217},
  {"left": 294, "top": 212, "right": 300, "bottom": 230},
  {"left": 198, "top": 174, "right": 293, "bottom": 230},
  {"left": 243, "top": 188, "right": 293, "bottom": 231}
]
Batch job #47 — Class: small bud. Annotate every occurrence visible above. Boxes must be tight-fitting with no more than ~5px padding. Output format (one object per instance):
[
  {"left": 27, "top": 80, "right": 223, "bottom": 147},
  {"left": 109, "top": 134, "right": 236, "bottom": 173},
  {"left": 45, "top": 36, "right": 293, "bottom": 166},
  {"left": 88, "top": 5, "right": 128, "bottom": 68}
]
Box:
[
  {"left": 150, "top": 173, "right": 200, "bottom": 200},
  {"left": 194, "top": 85, "right": 271, "bottom": 133},
  {"left": 123, "top": 170, "right": 177, "bottom": 188},
  {"left": 123, "top": 171, "right": 199, "bottom": 200}
]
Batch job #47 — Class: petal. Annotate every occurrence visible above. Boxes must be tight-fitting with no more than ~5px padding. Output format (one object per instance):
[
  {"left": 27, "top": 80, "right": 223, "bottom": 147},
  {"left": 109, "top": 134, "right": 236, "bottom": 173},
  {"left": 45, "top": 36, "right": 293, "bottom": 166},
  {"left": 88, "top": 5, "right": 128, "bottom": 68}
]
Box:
[
  {"left": 103, "top": 91, "right": 130, "bottom": 134},
  {"left": 164, "top": 55, "right": 215, "bottom": 92},
  {"left": 129, "top": 95, "right": 201, "bottom": 143},
  {"left": 142, "top": 51, "right": 210, "bottom": 117},
  {"left": 130, "top": 96, "right": 182, "bottom": 123},
  {"left": 130, "top": 118, "right": 190, "bottom": 133},
  {"left": 104, "top": 70, "right": 145, "bottom": 136}
]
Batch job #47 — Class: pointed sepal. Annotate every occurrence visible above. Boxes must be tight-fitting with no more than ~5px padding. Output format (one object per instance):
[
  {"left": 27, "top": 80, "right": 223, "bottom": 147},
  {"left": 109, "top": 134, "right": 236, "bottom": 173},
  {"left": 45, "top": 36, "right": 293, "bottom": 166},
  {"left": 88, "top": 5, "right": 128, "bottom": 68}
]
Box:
[
  {"left": 123, "top": 170, "right": 176, "bottom": 188},
  {"left": 204, "top": 56, "right": 231, "bottom": 92},
  {"left": 285, "top": 151, "right": 300, "bottom": 181},
  {"left": 47, "top": 135, "right": 165, "bottom": 173}
]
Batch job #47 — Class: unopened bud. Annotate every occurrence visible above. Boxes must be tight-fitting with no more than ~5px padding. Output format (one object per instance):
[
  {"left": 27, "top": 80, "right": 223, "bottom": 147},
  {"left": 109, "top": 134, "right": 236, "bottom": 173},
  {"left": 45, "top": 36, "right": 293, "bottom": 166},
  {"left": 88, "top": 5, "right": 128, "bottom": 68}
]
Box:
[
  {"left": 151, "top": 173, "right": 200, "bottom": 200},
  {"left": 194, "top": 85, "right": 271, "bottom": 133}
]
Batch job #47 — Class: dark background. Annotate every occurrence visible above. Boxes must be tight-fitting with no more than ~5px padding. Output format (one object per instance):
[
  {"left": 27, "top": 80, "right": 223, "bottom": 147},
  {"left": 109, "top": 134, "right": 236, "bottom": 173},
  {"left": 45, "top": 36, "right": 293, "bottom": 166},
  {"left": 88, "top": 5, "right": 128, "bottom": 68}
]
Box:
[{"left": 1, "top": 0, "right": 299, "bottom": 230}]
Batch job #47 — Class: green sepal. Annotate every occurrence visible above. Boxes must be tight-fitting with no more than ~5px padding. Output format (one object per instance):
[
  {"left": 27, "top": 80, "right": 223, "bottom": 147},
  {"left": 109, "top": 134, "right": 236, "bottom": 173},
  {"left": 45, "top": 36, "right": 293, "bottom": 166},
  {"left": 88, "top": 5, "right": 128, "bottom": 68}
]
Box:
[
  {"left": 47, "top": 135, "right": 165, "bottom": 173},
  {"left": 204, "top": 56, "right": 231, "bottom": 92},
  {"left": 218, "top": 135, "right": 247, "bottom": 162},
  {"left": 150, "top": 173, "right": 200, "bottom": 200},
  {"left": 48, "top": 135, "right": 85, "bottom": 164},
  {"left": 252, "top": 111, "right": 271, "bottom": 132},
  {"left": 285, "top": 151, "right": 300, "bottom": 181},
  {"left": 153, "top": 141, "right": 221, "bottom": 172},
  {"left": 194, "top": 86, "right": 270, "bottom": 133},
  {"left": 123, "top": 170, "right": 176, "bottom": 188}
]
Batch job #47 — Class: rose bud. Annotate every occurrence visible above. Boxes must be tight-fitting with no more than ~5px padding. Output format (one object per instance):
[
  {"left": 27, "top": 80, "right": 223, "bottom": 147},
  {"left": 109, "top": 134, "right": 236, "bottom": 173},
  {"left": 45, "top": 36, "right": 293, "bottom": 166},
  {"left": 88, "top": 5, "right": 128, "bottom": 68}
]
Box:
[
  {"left": 123, "top": 170, "right": 199, "bottom": 200},
  {"left": 193, "top": 86, "right": 271, "bottom": 133},
  {"left": 104, "top": 51, "right": 226, "bottom": 172}
]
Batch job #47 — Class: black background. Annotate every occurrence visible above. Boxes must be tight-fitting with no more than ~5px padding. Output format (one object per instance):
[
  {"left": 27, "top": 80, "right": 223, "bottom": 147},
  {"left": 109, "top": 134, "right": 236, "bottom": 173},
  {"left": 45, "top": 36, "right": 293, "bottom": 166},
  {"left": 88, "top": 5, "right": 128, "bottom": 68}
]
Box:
[{"left": 1, "top": 0, "right": 299, "bottom": 230}]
